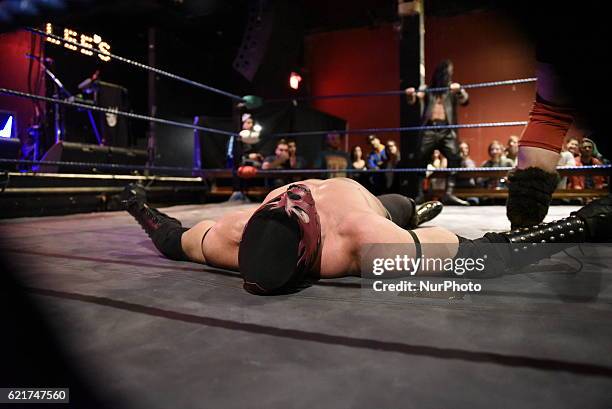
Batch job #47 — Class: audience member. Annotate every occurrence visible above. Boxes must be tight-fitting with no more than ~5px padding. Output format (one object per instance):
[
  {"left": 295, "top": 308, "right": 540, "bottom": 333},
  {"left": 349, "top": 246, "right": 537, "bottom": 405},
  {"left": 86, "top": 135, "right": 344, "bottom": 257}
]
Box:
[
  {"left": 287, "top": 139, "right": 307, "bottom": 169},
  {"left": 457, "top": 141, "right": 478, "bottom": 204},
  {"left": 316, "top": 132, "right": 351, "bottom": 178},
  {"left": 385, "top": 140, "right": 400, "bottom": 192},
  {"left": 457, "top": 141, "right": 476, "bottom": 186},
  {"left": 577, "top": 138, "right": 606, "bottom": 190},
  {"left": 262, "top": 139, "right": 290, "bottom": 170},
  {"left": 557, "top": 136, "right": 578, "bottom": 189},
  {"left": 366, "top": 135, "right": 387, "bottom": 169},
  {"left": 366, "top": 134, "right": 388, "bottom": 194},
  {"left": 426, "top": 149, "right": 448, "bottom": 194},
  {"left": 459, "top": 141, "right": 476, "bottom": 169},
  {"left": 239, "top": 113, "right": 263, "bottom": 167},
  {"left": 505, "top": 135, "right": 519, "bottom": 166},
  {"left": 480, "top": 140, "right": 514, "bottom": 188},
  {"left": 350, "top": 145, "right": 367, "bottom": 185},
  {"left": 351, "top": 146, "right": 367, "bottom": 170},
  {"left": 262, "top": 139, "right": 291, "bottom": 188}
]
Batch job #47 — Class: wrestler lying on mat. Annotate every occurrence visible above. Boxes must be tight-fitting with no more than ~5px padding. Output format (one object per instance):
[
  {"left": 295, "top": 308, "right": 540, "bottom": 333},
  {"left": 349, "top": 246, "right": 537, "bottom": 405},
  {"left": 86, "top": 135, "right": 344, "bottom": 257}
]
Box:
[{"left": 123, "top": 178, "right": 612, "bottom": 295}]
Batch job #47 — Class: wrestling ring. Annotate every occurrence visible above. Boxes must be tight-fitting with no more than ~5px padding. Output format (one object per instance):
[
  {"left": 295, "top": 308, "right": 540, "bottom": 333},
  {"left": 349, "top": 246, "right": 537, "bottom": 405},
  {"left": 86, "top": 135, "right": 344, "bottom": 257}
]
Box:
[{"left": 1, "top": 26, "right": 612, "bottom": 409}]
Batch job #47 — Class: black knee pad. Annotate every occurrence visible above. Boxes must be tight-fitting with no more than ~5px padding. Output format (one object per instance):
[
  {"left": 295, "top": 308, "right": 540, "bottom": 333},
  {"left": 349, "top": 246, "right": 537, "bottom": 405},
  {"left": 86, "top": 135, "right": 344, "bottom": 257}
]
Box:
[
  {"left": 377, "top": 194, "right": 415, "bottom": 229},
  {"left": 506, "top": 167, "right": 559, "bottom": 229}
]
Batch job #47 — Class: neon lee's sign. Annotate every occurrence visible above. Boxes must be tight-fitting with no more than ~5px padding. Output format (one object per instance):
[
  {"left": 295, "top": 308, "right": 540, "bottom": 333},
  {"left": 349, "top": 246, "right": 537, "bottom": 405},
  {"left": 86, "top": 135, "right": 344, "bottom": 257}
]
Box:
[{"left": 45, "top": 23, "right": 111, "bottom": 62}]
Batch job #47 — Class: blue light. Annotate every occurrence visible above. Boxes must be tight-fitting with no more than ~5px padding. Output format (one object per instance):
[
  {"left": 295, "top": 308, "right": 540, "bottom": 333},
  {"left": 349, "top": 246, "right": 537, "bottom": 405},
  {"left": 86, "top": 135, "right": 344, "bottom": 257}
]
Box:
[{"left": 0, "top": 115, "right": 14, "bottom": 138}]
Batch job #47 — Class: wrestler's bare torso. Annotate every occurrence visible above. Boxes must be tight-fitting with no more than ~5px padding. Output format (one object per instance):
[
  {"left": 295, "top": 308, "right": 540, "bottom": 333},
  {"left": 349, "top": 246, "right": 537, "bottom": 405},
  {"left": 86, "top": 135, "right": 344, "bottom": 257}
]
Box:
[{"left": 180, "top": 177, "right": 437, "bottom": 278}]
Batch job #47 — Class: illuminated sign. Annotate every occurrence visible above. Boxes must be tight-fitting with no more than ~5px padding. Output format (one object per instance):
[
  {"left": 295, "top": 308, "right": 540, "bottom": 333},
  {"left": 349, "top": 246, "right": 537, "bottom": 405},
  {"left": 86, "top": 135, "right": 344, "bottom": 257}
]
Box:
[
  {"left": 45, "top": 23, "right": 111, "bottom": 62},
  {"left": 0, "top": 115, "right": 14, "bottom": 139}
]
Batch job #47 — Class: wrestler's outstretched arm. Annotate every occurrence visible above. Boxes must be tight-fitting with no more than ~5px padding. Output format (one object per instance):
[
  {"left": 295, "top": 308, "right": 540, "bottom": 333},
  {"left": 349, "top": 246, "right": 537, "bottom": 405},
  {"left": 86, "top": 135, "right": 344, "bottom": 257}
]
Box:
[
  {"left": 180, "top": 207, "right": 256, "bottom": 269},
  {"left": 180, "top": 220, "right": 216, "bottom": 264},
  {"left": 347, "top": 213, "right": 459, "bottom": 278}
]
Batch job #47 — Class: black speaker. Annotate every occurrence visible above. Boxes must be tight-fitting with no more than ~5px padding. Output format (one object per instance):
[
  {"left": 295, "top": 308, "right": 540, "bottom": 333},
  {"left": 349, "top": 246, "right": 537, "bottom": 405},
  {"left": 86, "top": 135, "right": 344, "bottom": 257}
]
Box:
[
  {"left": 38, "top": 141, "right": 146, "bottom": 173},
  {"left": 0, "top": 137, "right": 21, "bottom": 171},
  {"left": 233, "top": 0, "right": 304, "bottom": 94},
  {"left": 233, "top": 0, "right": 275, "bottom": 82},
  {"left": 63, "top": 81, "right": 131, "bottom": 148}
]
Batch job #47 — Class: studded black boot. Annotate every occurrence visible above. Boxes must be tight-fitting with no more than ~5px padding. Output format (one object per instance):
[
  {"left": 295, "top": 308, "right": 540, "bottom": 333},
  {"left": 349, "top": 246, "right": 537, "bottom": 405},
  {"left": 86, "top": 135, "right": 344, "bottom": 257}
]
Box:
[
  {"left": 121, "top": 184, "right": 190, "bottom": 261},
  {"left": 455, "top": 196, "right": 612, "bottom": 277}
]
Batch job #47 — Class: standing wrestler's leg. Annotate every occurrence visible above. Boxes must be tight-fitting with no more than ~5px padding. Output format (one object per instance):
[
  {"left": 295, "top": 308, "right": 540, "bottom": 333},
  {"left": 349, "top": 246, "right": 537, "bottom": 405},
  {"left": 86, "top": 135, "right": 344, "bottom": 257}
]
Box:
[
  {"left": 415, "top": 130, "right": 437, "bottom": 203},
  {"left": 507, "top": 59, "right": 574, "bottom": 229},
  {"left": 438, "top": 130, "right": 469, "bottom": 206},
  {"left": 410, "top": 196, "right": 611, "bottom": 276}
]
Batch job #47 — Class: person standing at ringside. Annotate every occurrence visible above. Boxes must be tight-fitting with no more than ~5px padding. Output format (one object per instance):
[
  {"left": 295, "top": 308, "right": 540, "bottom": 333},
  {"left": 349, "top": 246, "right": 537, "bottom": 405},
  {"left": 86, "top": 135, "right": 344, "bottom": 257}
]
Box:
[{"left": 405, "top": 59, "right": 470, "bottom": 206}]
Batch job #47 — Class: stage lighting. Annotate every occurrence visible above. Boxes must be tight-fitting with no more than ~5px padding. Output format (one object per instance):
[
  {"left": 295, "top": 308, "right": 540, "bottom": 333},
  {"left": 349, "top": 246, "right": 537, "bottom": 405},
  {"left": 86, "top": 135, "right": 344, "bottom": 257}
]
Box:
[{"left": 289, "top": 72, "right": 302, "bottom": 90}]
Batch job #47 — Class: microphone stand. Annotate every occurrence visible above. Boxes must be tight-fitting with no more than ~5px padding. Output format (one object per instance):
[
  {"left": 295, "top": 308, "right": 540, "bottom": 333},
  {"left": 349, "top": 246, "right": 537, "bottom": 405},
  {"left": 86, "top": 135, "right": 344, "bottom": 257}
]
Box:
[{"left": 26, "top": 54, "right": 102, "bottom": 145}]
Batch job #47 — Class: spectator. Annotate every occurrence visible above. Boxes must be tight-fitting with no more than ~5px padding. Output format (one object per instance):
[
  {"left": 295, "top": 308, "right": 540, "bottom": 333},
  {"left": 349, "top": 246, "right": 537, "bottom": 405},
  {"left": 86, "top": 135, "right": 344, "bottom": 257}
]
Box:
[
  {"left": 457, "top": 141, "right": 476, "bottom": 185},
  {"left": 557, "top": 136, "right": 578, "bottom": 189},
  {"left": 385, "top": 140, "right": 400, "bottom": 192},
  {"left": 351, "top": 146, "right": 367, "bottom": 170},
  {"left": 481, "top": 140, "right": 514, "bottom": 188},
  {"left": 366, "top": 134, "right": 388, "bottom": 195},
  {"left": 263, "top": 139, "right": 291, "bottom": 188},
  {"left": 578, "top": 138, "right": 606, "bottom": 190},
  {"left": 385, "top": 140, "right": 400, "bottom": 166},
  {"left": 287, "top": 139, "right": 307, "bottom": 169},
  {"left": 351, "top": 145, "right": 367, "bottom": 185},
  {"left": 505, "top": 135, "right": 519, "bottom": 166},
  {"left": 316, "top": 132, "right": 351, "bottom": 178},
  {"left": 263, "top": 139, "right": 290, "bottom": 170},
  {"left": 458, "top": 141, "right": 478, "bottom": 204},
  {"left": 366, "top": 134, "right": 387, "bottom": 169},
  {"left": 459, "top": 141, "right": 476, "bottom": 168},
  {"left": 238, "top": 113, "right": 263, "bottom": 167},
  {"left": 426, "top": 149, "right": 448, "bottom": 194}
]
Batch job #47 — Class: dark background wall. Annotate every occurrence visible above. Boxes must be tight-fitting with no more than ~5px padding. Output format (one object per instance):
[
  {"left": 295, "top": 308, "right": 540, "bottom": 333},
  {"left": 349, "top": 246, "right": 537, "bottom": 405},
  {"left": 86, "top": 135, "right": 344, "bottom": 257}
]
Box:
[{"left": 303, "top": 9, "right": 537, "bottom": 166}]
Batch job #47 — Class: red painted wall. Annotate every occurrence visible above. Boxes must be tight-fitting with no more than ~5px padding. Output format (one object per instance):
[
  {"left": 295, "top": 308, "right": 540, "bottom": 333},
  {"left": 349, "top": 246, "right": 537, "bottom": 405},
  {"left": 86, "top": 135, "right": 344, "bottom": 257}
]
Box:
[
  {"left": 304, "top": 24, "right": 400, "bottom": 154},
  {"left": 425, "top": 10, "right": 536, "bottom": 165},
  {"left": 0, "top": 30, "right": 45, "bottom": 141},
  {"left": 305, "top": 11, "right": 536, "bottom": 165}
]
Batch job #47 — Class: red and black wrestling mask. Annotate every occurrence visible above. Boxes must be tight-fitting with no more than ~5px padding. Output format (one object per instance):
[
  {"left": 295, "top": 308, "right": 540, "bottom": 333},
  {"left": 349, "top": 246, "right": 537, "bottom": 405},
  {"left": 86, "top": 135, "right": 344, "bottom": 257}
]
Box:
[{"left": 238, "top": 184, "right": 322, "bottom": 295}]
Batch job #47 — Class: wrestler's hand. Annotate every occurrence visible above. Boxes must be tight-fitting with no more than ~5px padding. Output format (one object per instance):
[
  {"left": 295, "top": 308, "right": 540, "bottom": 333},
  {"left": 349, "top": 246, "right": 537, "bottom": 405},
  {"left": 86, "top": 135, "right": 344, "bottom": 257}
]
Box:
[
  {"left": 450, "top": 82, "right": 461, "bottom": 93},
  {"left": 405, "top": 87, "right": 416, "bottom": 96}
]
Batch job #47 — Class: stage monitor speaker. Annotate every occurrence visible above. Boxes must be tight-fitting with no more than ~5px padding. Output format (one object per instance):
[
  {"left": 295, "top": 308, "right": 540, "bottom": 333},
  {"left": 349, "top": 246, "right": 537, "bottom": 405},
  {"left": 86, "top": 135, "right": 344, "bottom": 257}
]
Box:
[
  {"left": 233, "top": 0, "right": 303, "bottom": 91},
  {"left": 233, "top": 0, "right": 275, "bottom": 82},
  {"left": 0, "top": 137, "right": 21, "bottom": 171},
  {"left": 38, "top": 141, "right": 146, "bottom": 174},
  {"left": 63, "top": 81, "right": 131, "bottom": 148}
]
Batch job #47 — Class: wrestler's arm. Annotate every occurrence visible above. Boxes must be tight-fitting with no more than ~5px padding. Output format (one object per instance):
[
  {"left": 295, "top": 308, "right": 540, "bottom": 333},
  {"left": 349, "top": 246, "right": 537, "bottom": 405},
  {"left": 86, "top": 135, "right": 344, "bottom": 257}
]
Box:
[
  {"left": 180, "top": 208, "right": 256, "bottom": 268},
  {"left": 346, "top": 213, "right": 458, "bottom": 277}
]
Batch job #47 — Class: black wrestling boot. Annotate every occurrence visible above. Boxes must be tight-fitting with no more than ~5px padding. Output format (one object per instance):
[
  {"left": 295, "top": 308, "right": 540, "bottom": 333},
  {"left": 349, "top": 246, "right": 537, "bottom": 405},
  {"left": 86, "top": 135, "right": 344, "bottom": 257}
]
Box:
[
  {"left": 506, "top": 167, "right": 560, "bottom": 229},
  {"left": 455, "top": 216, "right": 586, "bottom": 277},
  {"left": 121, "top": 184, "right": 190, "bottom": 261},
  {"left": 456, "top": 196, "right": 612, "bottom": 277},
  {"left": 408, "top": 201, "right": 444, "bottom": 229}
]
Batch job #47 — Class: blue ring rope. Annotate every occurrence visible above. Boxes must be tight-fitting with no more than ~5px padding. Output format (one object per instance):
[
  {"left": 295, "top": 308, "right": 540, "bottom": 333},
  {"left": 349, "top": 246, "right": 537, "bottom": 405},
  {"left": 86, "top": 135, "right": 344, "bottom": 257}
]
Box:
[{"left": 267, "top": 78, "right": 537, "bottom": 103}]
